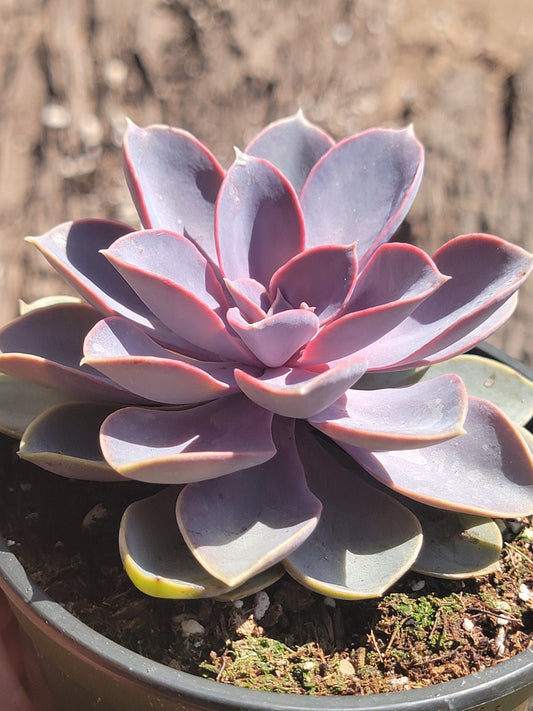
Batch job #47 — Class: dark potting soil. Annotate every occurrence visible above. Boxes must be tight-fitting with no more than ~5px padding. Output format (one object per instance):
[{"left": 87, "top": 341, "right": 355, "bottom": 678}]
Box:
[{"left": 1, "top": 434, "right": 532, "bottom": 696}]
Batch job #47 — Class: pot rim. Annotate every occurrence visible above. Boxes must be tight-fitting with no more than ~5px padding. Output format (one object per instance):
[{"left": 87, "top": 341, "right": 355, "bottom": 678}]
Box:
[{"left": 1, "top": 343, "right": 532, "bottom": 711}]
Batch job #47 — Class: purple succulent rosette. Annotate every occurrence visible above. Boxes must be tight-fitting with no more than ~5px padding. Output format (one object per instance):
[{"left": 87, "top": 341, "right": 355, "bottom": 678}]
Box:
[{"left": 1, "top": 112, "right": 533, "bottom": 600}]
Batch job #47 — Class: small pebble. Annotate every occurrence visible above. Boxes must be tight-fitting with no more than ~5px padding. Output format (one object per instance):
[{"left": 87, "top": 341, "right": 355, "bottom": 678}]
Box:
[
  {"left": 254, "top": 591, "right": 270, "bottom": 620},
  {"left": 41, "top": 103, "right": 71, "bottom": 130},
  {"left": 79, "top": 114, "right": 104, "bottom": 148},
  {"left": 301, "top": 661, "right": 315, "bottom": 672},
  {"left": 338, "top": 658, "right": 356, "bottom": 676},
  {"left": 462, "top": 617, "right": 475, "bottom": 632},
  {"left": 494, "top": 626, "right": 506, "bottom": 657},
  {"left": 181, "top": 619, "right": 205, "bottom": 637},
  {"left": 519, "top": 584, "right": 531, "bottom": 602},
  {"left": 323, "top": 597, "right": 336, "bottom": 608},
  {"left": 233, "top": 599, "right": 244, "bottom": 609},
  {"left": 522, "top": 528, "right": 533, "bottom": 541},
  {"left": 496, "top": 615, "right": 509, "bottom": 627},
  {"left": 410, "top": 579, "right": 426, "bottom": 592},
  {"left": 332, "top": 22, "right": 353, "bottom": 46},
  {"left": 104, "top": 57, "right": 129, "bottom": 89}
]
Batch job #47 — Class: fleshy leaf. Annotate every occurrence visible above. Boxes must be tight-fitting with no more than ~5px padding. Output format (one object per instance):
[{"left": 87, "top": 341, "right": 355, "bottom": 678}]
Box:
[
  {"left": 284, "top": 425, "right": 423, "bottom": 599},
  {"left": 234, "top": 357, "right": 367, "bottom": 418},
  {"left": 18, "top": 295, "right": 82, "bottom": 314},
  {"left": 346, "top": 396, "right": 533, "bottom": 517},
  {"left": 100, "top": 395, "right": 275, "bottom": 484},
  {"left": 417, "top": 354, "right": 533, "bottom": 426},
  {"left": 26, "top": 220, "right": 160, "bottom": 331},
  {"left": 245, "top": 111, "right": 335, "bottom": 194},
  {"left": 226, "top": 307, "right": 319, "bottom": 368},
  {"left": 177, "top": 417, "right": 321, "bottom": 587},
  {"left": 214, "top": 566, "right": 285, "bottom": 602},
  {"left": 224, "top": 278, "right": 269, "bottom": 322},
  {"left": 309, "top": 375, "right": 467, "bottom": 450},
  {"left": 102, "top": 229, "right": 256, "bottom": 363},
  {"left": 301, "top": 127, "right": 424, "bottom": 264},
  {"left": 83, "top": 317, "right": 249, "bottom": 404},
  {"left": 407, "top": 502, "right": 502, "bottom": 579},
  {"left": 123, "top": 121, "right": 224, "bottom": 262},
  {"left": 216, "top": 152, "right": 305, "bottom": 286},
  {"left": 19, "top": 403, "right": 122, "bottom": 481},
  {"left": 0, "top": 375, "right": 74, "bottom": 439},
  {"left": 0, "top": 303, "right": 140, "bottom": 402},
  {"left": 268, "top": 243, "right": 358, "bottom": 324},
  {"left": 119, "top": 487, "right": 240, "bottom": 598}
]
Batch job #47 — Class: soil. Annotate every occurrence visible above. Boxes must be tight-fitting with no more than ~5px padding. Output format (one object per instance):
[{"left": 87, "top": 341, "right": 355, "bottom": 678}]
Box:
[
  {"left": 1, "top": 0, "right": 533, "bottom": 365},
  {"left": 1, "top": 432, "right": 533, "bottom": 696}
]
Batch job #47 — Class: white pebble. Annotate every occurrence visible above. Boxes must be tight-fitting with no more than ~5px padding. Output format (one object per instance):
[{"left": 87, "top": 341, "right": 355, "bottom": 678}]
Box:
[
  {"left": 79, "top": 114, "right": 103, "bottom": 148},
  {"left": 181, "top": 619, "right": 205, "bottom": 637},
  {"left": 301, "top": 661, "right": 315, "bottom": 672},
  {"left": 519, "top": 584, "right": 531, "bottom": 602},
  {"left": 410, "top": 579, "right": 426, "bottom": 592},
  {"left": 233, "top": 599, "right": 244, "bottom": 609},
  {"left": 462, "top": 617, "right": 475, "bottom": 632},
  {"left": 41, "top": 103, "right": 71, "bottom": 129},
  {"left": 324, "top": 597, "right": 336, "bottom": 608},
  {"left": 496, "top": 615, "right": 509, "bottom": 627},
  {"left": 104, "top": 57, "right": 129, "bottom": 89},
  {"left": 254, "top": 591, "right": 270, "bottom": 620}
]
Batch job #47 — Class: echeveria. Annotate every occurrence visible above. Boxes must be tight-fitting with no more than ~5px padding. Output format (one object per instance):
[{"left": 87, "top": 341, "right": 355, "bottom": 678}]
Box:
[{"left": 1, "top": 112, "right": 533, "bottom": 601}]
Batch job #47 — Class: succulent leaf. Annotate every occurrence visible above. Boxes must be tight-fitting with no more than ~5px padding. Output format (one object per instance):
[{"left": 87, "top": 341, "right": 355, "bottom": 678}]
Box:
[
  {"left": 301, "top": 127, "right": 424, "bottom": 264},
  {"left": 417, "top": 354, "right": 533, "bottom": 425},
  {"left": 123, "top": 121, "right": 224, "bottom": 263},
  {"left": 245, "top": 110, "right": 335, "bottom": 194},
  {"left": 83, "top": 317, "right": 252, "bottom": 404},
  {"left": 216, "top": 152, "right": 305, "bottom": 286},
  {"left": 346, "top": 396, "right": 533, "bottom": 517},
  {"left": 234, "top": 356, "right": 367, "bottom": 418},
  {"left": 19, "top": 403, "right": 122, "bottom": 481},
  {"left": 284, "top": 424, "right": 423, "bottom": 599},
  {"left": 99, "top": 395, "right": 276, "bottom": 484},
  {"left": 177, "top": 417, "right": 322, "bottom": 588},
  {"left": 407, "top": 502, "right": 503, "bottom": 579},
  {"left": 309, "top": 374, "right": 467, "bottom": 450}
]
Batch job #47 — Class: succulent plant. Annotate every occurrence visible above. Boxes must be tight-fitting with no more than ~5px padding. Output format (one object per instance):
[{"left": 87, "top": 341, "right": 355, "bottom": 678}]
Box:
[{"left": 1, "top": 112, "right": 533, "bottom": 601}]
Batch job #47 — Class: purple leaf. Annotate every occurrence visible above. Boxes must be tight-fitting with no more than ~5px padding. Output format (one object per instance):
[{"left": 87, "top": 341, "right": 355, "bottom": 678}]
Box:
[
  {"left": 19, "top": 403, "right": 123, "bottom": 481},
  {"left": 357, "top": 235, "right": 533, "bottom": 371},
  {"left": 100, "top": 395, "right": 276, "bottom": 484},
  {"left": 83, "top": 317, "right": 256, "bottom": 404},
  {"left": 103, "top": 229, "right": 257, "bottom": 364},
  {"left": 177, "top": 417, "right": 321, "bottom": 587},
  {"left": 123, "top": 121, "right": 224, "bottom": 262},
  {"left": 284, "top": 424, "right": 422, "bottom": 599},
  {"left": 268, "top": 243, "right": 358, "bottom": 323},
  {"left": 226, "top": 306, "right": 319, "bottom": 368},
  {"left": 224, "top": 278, "right": 269, "bottom": 322},
  {"left": 0, "top": 303, "right": 141, "bottom": 402},
  {"left": 245, "top": 111, "right": 335, "bottom": 194},
  {"left": 309, "top": 374, "right": 467, "bottom": 450},
  {"left": 301, "top": 127, "right": 424, "bottom": 264},
  {"left": 215, "top": 152, "right": 305, "bottom": 287},
  {"left": 27, "top": 220, "right": 160, "bottom": 330},
  {"left": 234, "top": 356, "right": 367, "bottom": 418},
  {"left": 345, "top": 397, "right": 533, "bottom": 517}
]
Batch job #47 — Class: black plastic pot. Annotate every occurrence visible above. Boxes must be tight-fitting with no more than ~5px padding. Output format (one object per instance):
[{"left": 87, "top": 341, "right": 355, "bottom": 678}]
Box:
[{"left": 1, "top": 344, "right": 533, "bottom": 711}]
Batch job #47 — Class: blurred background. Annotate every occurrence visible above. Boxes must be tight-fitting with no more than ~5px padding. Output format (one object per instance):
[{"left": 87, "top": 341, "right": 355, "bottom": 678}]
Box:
[{"left": 1, "top": 0, "right": 532, "bottom": 363}]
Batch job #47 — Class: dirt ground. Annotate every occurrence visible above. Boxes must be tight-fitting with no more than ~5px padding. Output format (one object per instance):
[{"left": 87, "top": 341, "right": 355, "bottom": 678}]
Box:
[{"left": 1, "top": 0, "right": 533, "bottom": 363}]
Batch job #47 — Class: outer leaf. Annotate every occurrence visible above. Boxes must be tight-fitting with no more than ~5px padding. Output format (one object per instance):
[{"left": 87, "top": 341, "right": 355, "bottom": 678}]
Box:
[
  {"left": 408, "top": 502, "right": 502, "bottom": 579},
  {"left": 100, "top": 395, "right": 276, "bottom": 484},
  {"left": 309, "top": 375, "right": 467, "bottom": 451},
  {"left": 83, "top": 317, "right": 251, "bottom": 404},
  {"left": 177, "top": 417, "right": 322, "bottom": 588},
  {"left": 245, "top": 111, "right": 335, "bottom": 194},
  {"left": 0, "top": 303, "right": 140, "bottom": 402},
  {"left": 0, "top": 375, "right": 74, "bottom": 439},
  {"left": 301, "top": 127, "right": 424, "bottom": 264},
  {"left": 417, "top": 354, "right": 533, "bottom": 426},
  {"left": 123, "top": 121, "right": 224, "bottom": 262},
  {"left": 26, "top": 220, "right": 159, "bottom": 331},
  {"left": 119, "top": 487, "right": 239, "bottom": 599},
  {"left": 103, "top": 230, "right": 256, "bottom": 364},
  {"left": 216, "top": 152, "right": 305, "bottom": 286},
  {"left": 234, "top": 356, "right": 367, "bottom": 419},
  {"left": 284, "top": 424, "right": 423, "bottom": 599},
  {"left": 226, "top": 306, "right": 319, "bottom": 368},
  {"left": 268, "top": 243, "right": 358, "bottom": 324},
  {"left": 346, "top": 397, "right": 533, "bottom": 517},
  {"left": 214, "top": 566, "right": 285, "bottom": 602},
  {"left": 19, "top": 403, "right": 122, "bottom": 481}
]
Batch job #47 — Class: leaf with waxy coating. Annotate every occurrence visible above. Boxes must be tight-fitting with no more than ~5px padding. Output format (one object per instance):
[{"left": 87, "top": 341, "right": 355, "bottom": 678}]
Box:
[
  {"left": 284, "top": 425, "right": 423, "bottom": 600},
  {"left": 177, "top": 417, "right": 321, "bottom": 588},
  {"left": 19, "top": 403, "right": 122, "bottom": 481}
]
